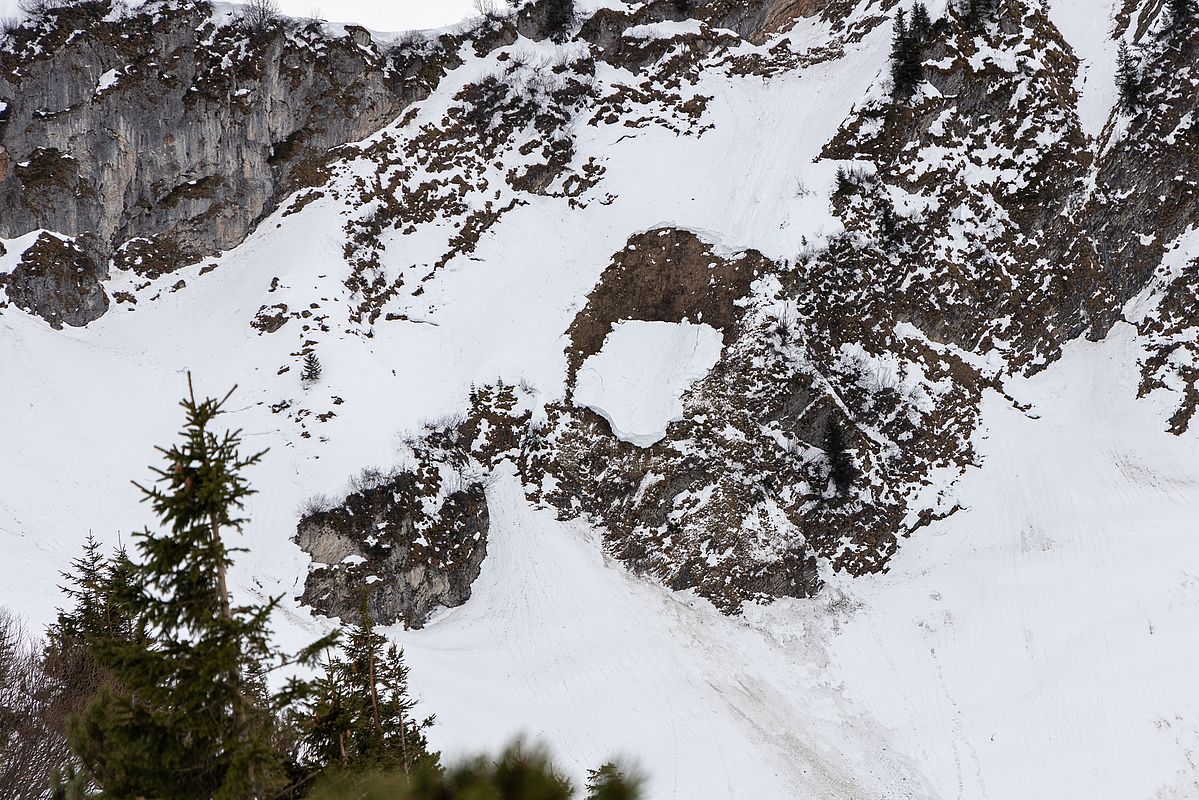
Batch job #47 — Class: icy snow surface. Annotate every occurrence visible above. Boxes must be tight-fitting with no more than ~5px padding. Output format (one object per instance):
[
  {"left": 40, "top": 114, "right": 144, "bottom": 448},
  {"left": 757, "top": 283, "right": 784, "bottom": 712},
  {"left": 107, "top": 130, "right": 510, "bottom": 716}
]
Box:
[{"left": 573, "top": 321, "right": 723, "bottom": 447}]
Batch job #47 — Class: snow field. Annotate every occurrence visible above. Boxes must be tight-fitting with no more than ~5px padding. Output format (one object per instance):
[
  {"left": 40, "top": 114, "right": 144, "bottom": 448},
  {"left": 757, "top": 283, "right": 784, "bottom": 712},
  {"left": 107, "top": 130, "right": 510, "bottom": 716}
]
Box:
[{"left": 574, "top": 320, "right": 724, "bottom": 446}]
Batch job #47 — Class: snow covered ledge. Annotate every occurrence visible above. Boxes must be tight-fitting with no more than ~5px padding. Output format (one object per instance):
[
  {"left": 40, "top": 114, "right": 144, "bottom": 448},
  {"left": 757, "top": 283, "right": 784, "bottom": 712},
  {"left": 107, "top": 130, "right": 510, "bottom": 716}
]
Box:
[{"left": 573, "top": 320, "right": 724, "bottom": 447}]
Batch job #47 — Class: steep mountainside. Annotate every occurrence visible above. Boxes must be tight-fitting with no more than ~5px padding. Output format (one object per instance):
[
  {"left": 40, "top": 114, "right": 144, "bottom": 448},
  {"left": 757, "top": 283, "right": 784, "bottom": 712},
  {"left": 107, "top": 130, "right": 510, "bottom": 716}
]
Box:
[{"left": 2, "top": 0, "right": 1197, "bottom": 797}]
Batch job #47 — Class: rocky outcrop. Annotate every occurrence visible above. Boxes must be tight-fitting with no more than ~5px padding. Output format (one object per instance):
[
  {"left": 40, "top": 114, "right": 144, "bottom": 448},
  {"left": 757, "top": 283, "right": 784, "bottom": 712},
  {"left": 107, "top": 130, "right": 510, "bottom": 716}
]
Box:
[
  {"left": 282, "top": 0, "right": 1199, "bottom": 620},
  {"left": 0, "top": 232, "right": 108, "bottom": 327},
  {"left": 0, "top": 0, "right": 468, "bottom": 323},
  {"left": 1101, "top": 14, "right": 1199, "bottom": 434},
  {"left": 564, "top": 229, "right": 770, "bottom": 391},
  {"left": 295, "top": 439, "right": 489, "bottom": 628},
  {"left": 512, "top": 226, "right": 980, "bottom": 611},
  {"left": 10, "top": 0, "right": 1197, "bottom": 621}
]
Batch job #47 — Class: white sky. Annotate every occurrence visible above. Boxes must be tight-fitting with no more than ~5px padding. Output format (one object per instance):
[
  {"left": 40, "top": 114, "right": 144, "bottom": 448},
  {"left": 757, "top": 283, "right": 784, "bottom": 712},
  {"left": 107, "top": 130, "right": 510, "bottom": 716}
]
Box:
[{"left": 0, "top": 0, "right": 480, "bottom": 32}]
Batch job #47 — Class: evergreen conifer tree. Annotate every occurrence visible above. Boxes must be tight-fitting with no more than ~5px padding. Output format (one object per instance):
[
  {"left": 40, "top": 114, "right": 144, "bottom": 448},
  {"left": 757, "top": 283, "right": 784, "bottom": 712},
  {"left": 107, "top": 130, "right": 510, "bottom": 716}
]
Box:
[
  {"left": 49, "top": 762, "right": 90, "bottom": 800},
  {"left": 879, "top": 203, "right": 897, "bottom": 242},
  {"left": 67, "top": 378, "right": 331, "bottom": 800},
  {"left": 911, "top": 2, "right": 932, "bottom": 40},
  {"left": 40, "top": 538, "right": 141, "bottom": 794},
  {"left": 48, "top": 534, "right": 108, "bottom": 644},
  {"left": 1116, "top": 40, "right": 1141, "bottom": 113},
  {"left": 302, "top": 351, "right": 322, "bottom": 384},
  {"left": 834, "top": 166, "right": 854, "bottom": 196},
  {"left": 890, "top": 8, "right": 909, "bottom": 85},
  {"left": 890, "top": 9, "right": 924, "bottom": 101},
  {"left": 306, "top": 744, "right": 595, "bottom": 800},
  {"left": 45, "top": 537, "right": 140, "bottom": 664},
  {"left": 824, "top": 418, "right": 857, "bottom": 494},
  {"left": 1167, "top": 0, "right": 1195, "bottom": 28},
  {"left": 304, "top": 599, "right": 436, "bottom": 774},
  {"left": 962, "top": 0, "right": 995, "bottom": 31},
  {"left": 586, "top": 763, "right": 642, "bottom": 800}
]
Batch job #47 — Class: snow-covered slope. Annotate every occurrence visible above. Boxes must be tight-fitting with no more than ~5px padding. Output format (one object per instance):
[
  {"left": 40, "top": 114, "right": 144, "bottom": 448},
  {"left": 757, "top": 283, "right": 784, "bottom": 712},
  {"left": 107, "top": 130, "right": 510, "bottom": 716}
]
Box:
[
  {"left": 827, "top": 324, "right": 1199, "bottom": 799},
  {"left": 396, "top": 465, "right": 930, "bottom": 799},
  {"left": 390, "top": 324, "right": 1199, "bottom": 799},
  {"left": 574, "top": 320, "right": 724, "bottom": 445},
  {"left": 2, "top": 0, "right": 1199, "bottom": 796}
]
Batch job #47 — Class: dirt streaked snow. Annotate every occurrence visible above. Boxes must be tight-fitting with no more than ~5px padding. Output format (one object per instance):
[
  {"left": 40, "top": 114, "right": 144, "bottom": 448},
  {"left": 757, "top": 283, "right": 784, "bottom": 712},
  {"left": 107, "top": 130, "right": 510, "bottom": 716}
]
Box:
[
  {"left": 824, "top": 323, "right": 1199, "bottom": 800},
  {"left": 381, "top": 324, "right": 1199, "bottom": 800}
]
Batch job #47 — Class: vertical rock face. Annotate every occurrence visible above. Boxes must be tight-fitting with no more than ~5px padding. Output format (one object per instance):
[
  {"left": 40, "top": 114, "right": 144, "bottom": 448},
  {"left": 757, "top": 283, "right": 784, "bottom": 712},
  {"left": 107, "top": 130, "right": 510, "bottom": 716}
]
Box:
[
  {"left": 0, "top": 0, "right": 435, "bottom": 295},
  {"left": 295, "top": 441, "right": 490, "bottom": 629}
]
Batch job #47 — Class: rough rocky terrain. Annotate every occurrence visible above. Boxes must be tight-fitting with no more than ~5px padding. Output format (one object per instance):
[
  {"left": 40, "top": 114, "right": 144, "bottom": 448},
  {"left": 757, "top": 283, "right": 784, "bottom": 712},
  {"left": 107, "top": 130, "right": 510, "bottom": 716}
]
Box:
[
  {"left": 295, "top": 431, "right": 489, "bottom": 628},
  {"left": 2, "top": 0, "right": 1197, "bottom": 624}
]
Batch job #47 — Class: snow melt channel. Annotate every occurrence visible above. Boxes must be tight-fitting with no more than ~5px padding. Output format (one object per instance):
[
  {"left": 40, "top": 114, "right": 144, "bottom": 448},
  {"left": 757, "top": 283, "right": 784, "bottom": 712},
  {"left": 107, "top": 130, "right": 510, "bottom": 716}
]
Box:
[{"left": 574, "top": 320, "right": 723, "bottom": 447}]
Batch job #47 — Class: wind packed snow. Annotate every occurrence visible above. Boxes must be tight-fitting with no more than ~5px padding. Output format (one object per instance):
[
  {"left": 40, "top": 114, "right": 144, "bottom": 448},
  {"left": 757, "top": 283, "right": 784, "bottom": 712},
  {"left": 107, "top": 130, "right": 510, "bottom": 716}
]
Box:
[{"left": 574, "top": 321, "right": 723, "bottom": 447}]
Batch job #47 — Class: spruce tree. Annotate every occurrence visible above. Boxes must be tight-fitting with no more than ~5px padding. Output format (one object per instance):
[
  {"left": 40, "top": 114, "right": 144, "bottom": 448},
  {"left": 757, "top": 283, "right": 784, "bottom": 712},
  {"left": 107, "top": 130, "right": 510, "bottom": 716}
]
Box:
[
  {"left": 834, "top": 166, "right": 854, "bottom": 196},
  {"left": 68, "top": 378, "right": 331, "bottom": 800},
  {"left": 824, "top": 418, "right": 857, "bottom": 494},
  {"left": 306, "top": 744, "right": 591, "bottom": 800},
  {"left": 1116, "top": 40, "right": 1140, "bottom": 113},
  {"left": 890, "top": 8, "right": 909, "bottom": 90},
  {"left": 1167, "top": 0, "right": 1195, "bottom": 29},
  {"left": 911, "top": 1, "right": 932, "bottom": 41},
  {"left": 46, "top": 537, "right": 139, "bottom": 657},
  {"left": 586, "top": 763, "right": 642, "bottom": 800},
  {"left": 49, "top": 762, "right": 90, "bottom": 800},
  {"left": 302, "top": 351, "right": 322, "bottom": 384},
  {"left": 304, "top": 599, "right": 436, "bottom": 774},
  {"left": 50, "top": 534, "right": 108, "bottom": 642},
  {"left": 879, "top": 202, "right": 897, "bottom": 242},
  {"left": 890, "top": 9, "right": 924, "bottom": 101},
  {"left": 40, "top": 538, "right": 141, "bottom": 790},
  {"left": 962, "top": 0, "right": 995, "bottom": 31}
]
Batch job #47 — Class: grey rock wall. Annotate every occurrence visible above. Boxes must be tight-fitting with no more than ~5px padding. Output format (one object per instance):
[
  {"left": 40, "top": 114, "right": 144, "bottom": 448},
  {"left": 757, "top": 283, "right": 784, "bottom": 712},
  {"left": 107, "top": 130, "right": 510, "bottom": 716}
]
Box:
[
  {"left": 0, "top": 0, "right": 447, "bottom": 323},
  {"left": 295, "top": 453, "right": 490, "bottom": 629}
]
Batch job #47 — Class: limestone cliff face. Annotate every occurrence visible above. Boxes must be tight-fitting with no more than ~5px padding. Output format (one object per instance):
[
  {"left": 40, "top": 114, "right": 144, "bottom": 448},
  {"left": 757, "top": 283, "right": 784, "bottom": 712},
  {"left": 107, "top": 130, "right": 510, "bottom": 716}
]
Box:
[
  {"left": 6, "top": 0, "right": 1199, "bottom": 618},
  {"left": 0, "top": 0, "right": 449, "bottom": 324},
  {"left": 295, "top": 436, "right": 490, "bottom": 629},
  {"left": 0, "top": 232, "right": 108, "bottom": 326}
]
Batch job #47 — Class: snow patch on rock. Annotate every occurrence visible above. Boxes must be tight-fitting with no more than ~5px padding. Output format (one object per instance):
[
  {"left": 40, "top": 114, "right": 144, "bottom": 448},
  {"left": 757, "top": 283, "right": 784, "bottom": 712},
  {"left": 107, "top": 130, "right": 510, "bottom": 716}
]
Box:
[{"left": 574, "top": 321, "right": 723, "bottom": 447}]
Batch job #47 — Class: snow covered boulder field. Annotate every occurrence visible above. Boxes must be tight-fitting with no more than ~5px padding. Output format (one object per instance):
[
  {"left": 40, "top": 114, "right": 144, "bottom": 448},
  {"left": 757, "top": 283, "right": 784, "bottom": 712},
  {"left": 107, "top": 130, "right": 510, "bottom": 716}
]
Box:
[{"left": 2, "top": 0, "right": 1199, "bottom": 797}]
